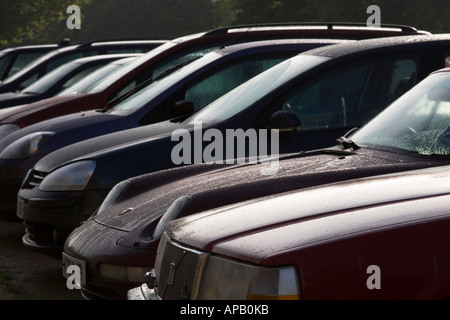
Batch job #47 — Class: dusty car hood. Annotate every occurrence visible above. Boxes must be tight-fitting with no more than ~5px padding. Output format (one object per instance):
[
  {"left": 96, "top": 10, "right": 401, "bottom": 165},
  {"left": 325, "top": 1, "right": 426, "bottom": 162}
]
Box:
[
  {"left": 33, "top": 119, "right": 190, "bottom": 173},
  {"left": 0, "top": 94, "right": 84, "bottom": 124},
  {"left": 93, "top": 146, "right": 447, "bottom": 232},
  {"left": 165, "top": 165, "right": 450, "bottom": 264},
  {"left": 0, "top": 109, "right": 122, "bottom": 152}
]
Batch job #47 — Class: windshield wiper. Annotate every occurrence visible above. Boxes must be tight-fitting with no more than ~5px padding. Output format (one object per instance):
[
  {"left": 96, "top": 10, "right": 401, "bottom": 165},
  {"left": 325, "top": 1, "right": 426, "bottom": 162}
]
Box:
[
  {"left": 336, "top": 136, "right": 360, "bottom": 150},
  {"left": 336, "top": 127, "right": 360, "bottom": 150}
]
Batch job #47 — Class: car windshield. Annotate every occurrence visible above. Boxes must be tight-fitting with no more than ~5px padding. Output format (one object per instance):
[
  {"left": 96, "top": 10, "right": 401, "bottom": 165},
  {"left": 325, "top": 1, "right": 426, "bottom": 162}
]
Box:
[
  {"left": 21, "top": 61, "right": 84, "bottom": 95},
  {"left": 183, "top": 54, "right": 330, "bottom": 124},
  {"left": 107, "top": 52, "right": 219, "bottom": 115},
  {"left": 57, "top": 58, "right": 135, "bottom": 95},
  {"left": 89, "top": 40, "right": 224, "bottom": 97},
  {"left": 351, "top": 71, "right": 450, "bottom": 156}
]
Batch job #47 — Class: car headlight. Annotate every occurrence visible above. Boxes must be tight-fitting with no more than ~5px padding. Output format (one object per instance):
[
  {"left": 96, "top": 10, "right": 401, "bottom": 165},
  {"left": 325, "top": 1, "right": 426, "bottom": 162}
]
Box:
[
  {"left": 0, "top": 124, "right": 20, "bottom": 139},
  {"left": 0, "top": 131, "right": 54, "bottom": 159},
  {"left": 197, "top": 255, "right": 301, "bottom": 300},
  {"left": 99, "top": 263, "right": 152, "bottom": 283},
  {"left": 39, "top": 160, "right": 96, "bottom": 191}
]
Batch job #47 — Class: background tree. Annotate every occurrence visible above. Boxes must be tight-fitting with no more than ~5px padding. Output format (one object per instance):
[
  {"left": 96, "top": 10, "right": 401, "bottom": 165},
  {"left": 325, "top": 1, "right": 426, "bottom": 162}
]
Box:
[{"left": 0, "top": 0, "right": 91, "bottom": 47}]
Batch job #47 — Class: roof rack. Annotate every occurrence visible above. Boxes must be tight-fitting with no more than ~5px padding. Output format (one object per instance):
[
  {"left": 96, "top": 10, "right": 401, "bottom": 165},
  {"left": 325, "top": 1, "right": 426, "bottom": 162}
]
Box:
[
  {"left": 77, "top": 37, "right": 171, "bottom": 47},
  {"left": 204, "top": 22, "right": 427, "bottom": 36}
]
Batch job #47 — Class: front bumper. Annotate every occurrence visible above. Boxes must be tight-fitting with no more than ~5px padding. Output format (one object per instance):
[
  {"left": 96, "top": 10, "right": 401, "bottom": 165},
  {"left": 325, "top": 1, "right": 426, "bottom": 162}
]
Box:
[
  {"left": 0, "top": 158, "right": 32, "bottom": 218},
  {"left": 0, "top": 177, "right": 22, "bottom": 219},
  {"left": 16, "top": 186, "right": 109, "bottom": 250},
  {"left": 63, "top": 219, "right": 158, "bottom": 300}
]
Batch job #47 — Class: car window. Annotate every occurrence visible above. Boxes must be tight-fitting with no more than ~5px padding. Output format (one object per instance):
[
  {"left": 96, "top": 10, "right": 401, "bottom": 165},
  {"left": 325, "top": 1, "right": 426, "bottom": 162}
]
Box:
[
  {"left": 58, "top": 62, "right": 128, "bottom": 95},
  {"left": 352, "top": 72, "right": 450, "bottom": 156},
  {"left": 280, "top": 57, "right": 418, "bottom": 131},
  {"left": 186, "top": 55, "right": 330, "bottom": 124},
  {"left": 105, "top": 45, "right": 223, "bottom": 103},
  {"left": 139, "top": 54, "right": 295, "bottom": 124},
  {"left": 6, "top": 52, "right": 44, "bottom": 78},
  {"left": 46, "top": 52, "right": 84, "bottom": 72},
  {"left": 58, "top": 64, "right": 105, "bottom": 92},
  {"left": 184, "top": 55, "right": 290, "bottom": 112},
  {"left": 0, "top": 54, "right": 12, "bottom": 78}
]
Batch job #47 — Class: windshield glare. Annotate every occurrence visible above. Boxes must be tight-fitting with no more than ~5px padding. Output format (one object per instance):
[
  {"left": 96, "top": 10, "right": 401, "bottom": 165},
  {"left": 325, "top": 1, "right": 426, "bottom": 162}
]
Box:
[
  {"left": 57, "top": 61, "right": 128, "bottom": 95},
  {"left": 21, "top": 62, "right": 80, "bottom": 94},
  {"left": 351, "top": 72, "right": 450, "bottom": 156},
  {"left": 184, "top": 54, "right": 329, "bottom": 124},
  {"left": 88, "top": 42, "right": 177, "bottom": 93}
]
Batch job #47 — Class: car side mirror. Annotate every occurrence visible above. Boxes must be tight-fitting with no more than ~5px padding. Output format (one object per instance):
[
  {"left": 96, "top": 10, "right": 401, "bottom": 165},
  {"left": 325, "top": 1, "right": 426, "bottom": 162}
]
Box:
[
  {"left": 265, "top": 110, "right": 301, "bottom": 132},
  {"left": 169, "top": 100, "right": 195, "bottom": 118}
]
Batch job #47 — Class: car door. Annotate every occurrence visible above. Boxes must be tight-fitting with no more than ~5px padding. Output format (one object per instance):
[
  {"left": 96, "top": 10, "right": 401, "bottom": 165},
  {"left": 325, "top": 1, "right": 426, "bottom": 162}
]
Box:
[{"left": 264, "top": 53, "right": 422, "bottom": 152}]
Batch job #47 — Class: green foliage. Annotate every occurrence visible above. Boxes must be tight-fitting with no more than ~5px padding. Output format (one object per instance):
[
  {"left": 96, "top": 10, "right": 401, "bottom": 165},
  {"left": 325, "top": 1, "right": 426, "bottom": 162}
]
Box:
[{"left": 0, "top": 0, "right": 91, "bottom": 47}]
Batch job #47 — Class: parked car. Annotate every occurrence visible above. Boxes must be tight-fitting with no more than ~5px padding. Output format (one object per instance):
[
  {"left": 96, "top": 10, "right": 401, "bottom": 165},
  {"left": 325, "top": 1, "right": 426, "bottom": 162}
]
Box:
[
  {"left": 13, "top": 34, "right": 450, "bottom": 258},
  {"left": 0, "top": 39, "right": 166, "bottom": 94},
  {"left": 0, "top": 38, "right": 347, "bottom": 218},
  {"left": 62, "top": 65, "right": 450, "bottom": 300},
  {"left": 0, "top": 55, "right": 140, "bottom": 135},
  {"left": 0, "top": 39, "right": 71, "bottom": 80},
  {"left": 0, "top": 23, "right": 426, "bottom": 140},
  {"left": 0, "top": 53, "right": 141, "bottom": 109},
  {"left": 127, "top": 164, "right": 450, "bottom": 300}
]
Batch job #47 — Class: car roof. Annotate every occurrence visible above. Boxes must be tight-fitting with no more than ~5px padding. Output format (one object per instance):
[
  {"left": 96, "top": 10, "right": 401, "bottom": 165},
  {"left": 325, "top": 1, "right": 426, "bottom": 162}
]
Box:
[
  {"left": 193, "top": 22, "right": 430, "bottom": 40},
  {"left": 216, "top": 38, "right": 352, "bottom": 55},
  {"left": 304, "top": 34, "right": 450, "bottom": 58},
  {"left": 2, "top": 39, "right": 167, "bottom": 82},
  {"left": 66, "top": 53, "right": 143, "bottom": 64}
]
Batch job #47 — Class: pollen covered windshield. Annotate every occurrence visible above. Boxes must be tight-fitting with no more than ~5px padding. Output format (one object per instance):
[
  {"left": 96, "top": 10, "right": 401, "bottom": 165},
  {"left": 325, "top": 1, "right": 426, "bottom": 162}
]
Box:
[{"left": 351, "top": 72, "right": 450, "bottom": 156}]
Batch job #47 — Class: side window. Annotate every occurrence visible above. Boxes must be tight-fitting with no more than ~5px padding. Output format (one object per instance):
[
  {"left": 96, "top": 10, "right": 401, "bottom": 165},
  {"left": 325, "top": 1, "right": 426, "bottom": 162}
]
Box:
[
  {"left": 7, "top": 52, "right": 44, "bottom": 77},
  {"left": 108, "top": 66, "right": 154, "bottom": 102},
  {"left": 152, "top": 46, "right": 221, "bottom": 77},
  {"left": 17, "top": 52, "right": 84, "bottom": 90},
  {"left": 47, "top": 53, "right": 83, "bottom": 73},
  {"left": 139, "top": 55, "right": 290, "bottom": 125},
  {"left": 59, "top": 64, "right": 104, "bottom": 92},
  {"left": 281, "top": 57, "right": 418, "bottom": 131},
  {"left": 0, "top": 55, "right": 12, "bottom": 79},
  {"left": 184, "top": 56, "right": 288, "bottom": 112}
]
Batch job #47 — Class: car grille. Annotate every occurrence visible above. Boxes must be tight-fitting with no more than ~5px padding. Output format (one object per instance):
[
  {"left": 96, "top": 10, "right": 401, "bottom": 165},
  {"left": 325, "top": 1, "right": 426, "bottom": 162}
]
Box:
[
  {"left": 22, "top": 169, "right": 47, "bottom": 188},
  {"left": 155, "top": 233, "right": 209, "bottom": 300}
]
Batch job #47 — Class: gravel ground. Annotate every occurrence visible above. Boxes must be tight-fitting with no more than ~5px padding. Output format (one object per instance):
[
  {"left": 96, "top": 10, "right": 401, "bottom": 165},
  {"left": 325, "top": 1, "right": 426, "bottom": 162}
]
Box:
[{"left": 0, "top": 219, "right": 82, "bottom": 300}]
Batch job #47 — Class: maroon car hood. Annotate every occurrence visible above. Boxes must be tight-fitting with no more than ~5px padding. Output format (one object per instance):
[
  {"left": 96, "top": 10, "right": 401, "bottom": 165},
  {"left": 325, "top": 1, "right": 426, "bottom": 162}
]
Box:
[
  {"left": 0, "top": 92, "right": 103, "bottom": 127},
  {"left": 94, "top": 147, "right": 447, "bottom": 232},
  {"left": 166, "top": 165, "right": 450, "bottom": 264}
]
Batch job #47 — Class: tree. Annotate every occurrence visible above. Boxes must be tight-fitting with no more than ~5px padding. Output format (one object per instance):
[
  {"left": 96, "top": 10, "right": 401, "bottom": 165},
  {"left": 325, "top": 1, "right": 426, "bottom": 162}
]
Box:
[{"left": 0, "top": 0, "right": 91, "bottom": 47}]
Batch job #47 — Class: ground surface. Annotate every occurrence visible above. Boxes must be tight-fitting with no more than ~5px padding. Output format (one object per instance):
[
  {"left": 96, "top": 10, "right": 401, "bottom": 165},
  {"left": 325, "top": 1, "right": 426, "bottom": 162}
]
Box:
[{"left": 0, "top": 219, "right": 82, "bottom": 300}]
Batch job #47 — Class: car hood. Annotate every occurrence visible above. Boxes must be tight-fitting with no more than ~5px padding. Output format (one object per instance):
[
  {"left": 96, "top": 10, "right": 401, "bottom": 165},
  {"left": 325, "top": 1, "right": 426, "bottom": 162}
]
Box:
[
  {"left": 0, "top": 109, "right": 124, "bottom": 153},
  {"left": 33, "top": 119, "right": 190, "bottom": 173},
  {"left": 0, "top": 104, "right": 29, "bottom": 117},
  {"left": 165, "top": 165, "right": 450, "bottom": 264},
  {"left": 0, "top": 91, "right": 22, "bottom": 102},
  {"left": 93, "top": 146, "right": 447, "bottom": 232},
  {"left": 0, "top": 94, "right": 84, "bottom": 124}
]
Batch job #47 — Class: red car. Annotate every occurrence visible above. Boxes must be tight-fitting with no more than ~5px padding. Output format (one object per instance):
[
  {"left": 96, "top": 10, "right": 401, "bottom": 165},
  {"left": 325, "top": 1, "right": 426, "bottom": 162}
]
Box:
[
  {"left": 129, "top": 164, "right": 450, "bottom": 300},
  {"left": 0, "top": 23, "right": 429, "bottom": 139}
]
